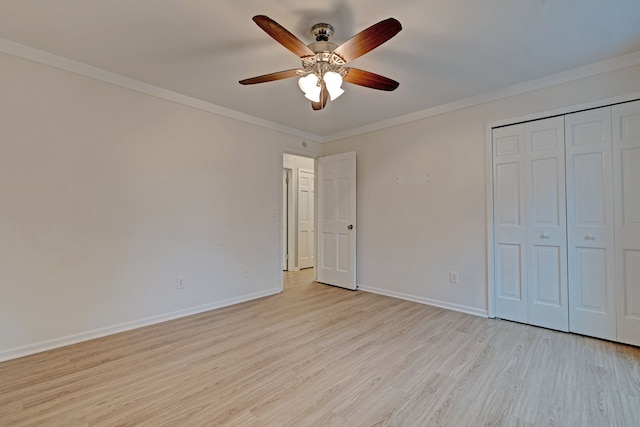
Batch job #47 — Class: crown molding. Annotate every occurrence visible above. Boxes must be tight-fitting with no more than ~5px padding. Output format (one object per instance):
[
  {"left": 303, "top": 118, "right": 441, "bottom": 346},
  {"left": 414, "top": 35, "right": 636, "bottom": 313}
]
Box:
[
  {"left": 2, "top": 36, "right": 639, "bottom": 145},
  {"left": 324, "top": 49, "right": 640, "bottom": 142},
  {"left": 0, "top": 37, "right": 325, "bottom": 143}
]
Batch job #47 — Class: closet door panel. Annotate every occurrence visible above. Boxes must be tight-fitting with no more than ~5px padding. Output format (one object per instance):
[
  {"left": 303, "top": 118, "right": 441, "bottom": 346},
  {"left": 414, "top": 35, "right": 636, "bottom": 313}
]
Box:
[
  {"left": 613, "top": 100, "right": 640, "bottom": 346},
  {"left": 525, "top": 117, "right": 568, "bottom": 331},
  {"left": 493, "top": 125, "right": 527, "bottom": 323},
  {"left": 621, "top": 148, "right": 640, "bottom": 221},
  {"left": 566, "top": 107, "right": 616, "bottom": 340},
  {"left": 623, "top": 251, "right": 640, "bottom": 319},
  {"left": 496, "top": 163, "right": 521, "bottom": 225},
  {"left": 573, "top": 152, "right": 606, "bottom": 225},
  {"left": 575, "top": 248, "right": 607, "bottom": 309},
  {"left": 530, "top": 157, "right": 561, "bottom": 225},
  {"left": 531, "top": 245, "right": 562, "bottom": 305},
  {"left": 497, "top": 244, "right": 522, "bottom": 299}
]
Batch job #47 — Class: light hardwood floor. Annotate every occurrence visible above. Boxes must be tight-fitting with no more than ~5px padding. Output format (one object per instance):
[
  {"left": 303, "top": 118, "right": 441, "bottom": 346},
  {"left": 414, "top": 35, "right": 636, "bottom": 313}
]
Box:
[{"left": 1, "top": 269, "right": 639, "bottom": 426}]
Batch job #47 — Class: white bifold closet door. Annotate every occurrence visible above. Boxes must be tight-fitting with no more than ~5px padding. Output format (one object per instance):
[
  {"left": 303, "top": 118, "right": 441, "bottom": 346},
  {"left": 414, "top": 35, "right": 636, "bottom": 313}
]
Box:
[
  {"left": 525, "top": 117, "right": 568, "bottom": 331},
  {"left": 613, "top": 101, "right": 640, "bottom": 346},
  {"left": 494, "top": 116, "right": 568, "bottom": 332},
  {"left": 493, "top": 124, "right": 527, "bottom": 324},
  {"left": 565, "top": 108, "right": 616, "bottom": 341},
  {"left": 494, "top": 99, "right": 640, "bottom": 344}
]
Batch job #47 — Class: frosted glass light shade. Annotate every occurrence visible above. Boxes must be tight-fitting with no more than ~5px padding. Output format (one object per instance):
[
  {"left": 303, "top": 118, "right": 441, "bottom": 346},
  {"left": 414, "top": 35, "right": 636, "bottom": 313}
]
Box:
[
  {"left": 304, "top": 85, "right": 321, "bottom": 102},
  {"left": 298, "top": 74, "right": 319, "bottom": 94},
  {"left": 324, "top": 71, "right": 344, "bottom": 100}
]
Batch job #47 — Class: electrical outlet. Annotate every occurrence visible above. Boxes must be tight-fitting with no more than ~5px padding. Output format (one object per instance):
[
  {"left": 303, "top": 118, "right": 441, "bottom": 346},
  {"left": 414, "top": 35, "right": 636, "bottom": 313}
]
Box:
[
  {"left": 449, "top": 271, "right": 459, "bottom": 284},
  {"left": 177, "top": 276, "right": 185, "bottom": 289},
  {"left": 242, "top": 267, "right": 249, "bottom": 278}
]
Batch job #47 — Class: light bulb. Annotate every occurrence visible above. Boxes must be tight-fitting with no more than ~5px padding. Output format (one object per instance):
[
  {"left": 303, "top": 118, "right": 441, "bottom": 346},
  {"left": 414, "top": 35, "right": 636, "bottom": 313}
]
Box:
[{"left": 324, "top": 71, "right": 344, "bottom": 100}]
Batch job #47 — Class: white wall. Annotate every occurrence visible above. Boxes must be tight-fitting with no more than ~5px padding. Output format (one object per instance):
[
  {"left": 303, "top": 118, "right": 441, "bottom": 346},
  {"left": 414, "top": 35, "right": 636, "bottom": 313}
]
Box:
[
  {"left": 0, "top": 51, "right": 321, "bottom": 361},
  {"left": 322, "top": 64, "right": 640, "bottom": 316}
]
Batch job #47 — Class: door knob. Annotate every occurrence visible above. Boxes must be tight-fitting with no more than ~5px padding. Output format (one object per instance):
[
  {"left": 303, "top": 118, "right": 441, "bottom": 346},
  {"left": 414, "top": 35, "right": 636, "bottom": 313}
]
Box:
[
  {"left": 585, "top": 235, "right": 596, "bottom": 241},
  {"left": 348, "top": 224, "right": 353, "bottom": 230},
  {"left": 540, "top": 233, "right": 550, "bottom": 239}
]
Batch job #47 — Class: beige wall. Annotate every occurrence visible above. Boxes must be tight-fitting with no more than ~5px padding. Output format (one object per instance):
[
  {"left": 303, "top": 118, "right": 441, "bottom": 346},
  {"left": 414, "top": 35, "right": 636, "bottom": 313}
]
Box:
[
  {"left": 0, "top": 52, "right": 322, "bottom": 360},
  {"left": 322, "top": 64, "right": 640, "bottom": 315}
]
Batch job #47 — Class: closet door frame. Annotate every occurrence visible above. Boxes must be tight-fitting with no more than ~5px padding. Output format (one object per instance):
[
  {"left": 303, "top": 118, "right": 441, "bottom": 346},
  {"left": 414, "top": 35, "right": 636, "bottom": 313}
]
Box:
[{"left": 486, "top": 91, "right": 640, "bottom": 319}]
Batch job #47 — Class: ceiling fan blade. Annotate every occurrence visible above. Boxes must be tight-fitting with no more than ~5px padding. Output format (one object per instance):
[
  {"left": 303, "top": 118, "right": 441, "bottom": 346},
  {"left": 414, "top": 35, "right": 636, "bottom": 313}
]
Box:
[
  {"left": 239, "top": 69, "right": 301, "bottom": 85},
  {"left": 333, "top": 18, "right": 402, "bottom": 63},
  {"left": 253, "top": 15, "right": 315, "bottom": 58},
  {"left": 311, "top": 83, "right": 330, "bottom": 110},
  {"left": 343, "top": 68, "right": 399, "bottom": 91}
]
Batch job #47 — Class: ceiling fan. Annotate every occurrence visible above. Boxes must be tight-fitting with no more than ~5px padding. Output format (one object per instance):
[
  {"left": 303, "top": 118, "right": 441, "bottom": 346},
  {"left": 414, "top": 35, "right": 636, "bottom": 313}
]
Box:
[{"left": 239, "top": 15, "right": 402, "bottom": 110}]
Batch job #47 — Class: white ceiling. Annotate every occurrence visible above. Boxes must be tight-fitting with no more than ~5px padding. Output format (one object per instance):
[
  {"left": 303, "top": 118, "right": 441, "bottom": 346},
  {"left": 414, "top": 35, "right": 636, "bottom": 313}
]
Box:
[{"left": 1, "top": 1, "right": 639, "bottom": 140}]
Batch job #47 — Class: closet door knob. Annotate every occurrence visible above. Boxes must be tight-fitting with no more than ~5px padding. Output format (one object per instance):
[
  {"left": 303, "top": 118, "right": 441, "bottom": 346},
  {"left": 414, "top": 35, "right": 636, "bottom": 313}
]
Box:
[
  {"left": 540, "top": 233, "right": 550, "bottom": 239},
  {"left": 585, "top": 235, "right": 596, "bottom": 241}
]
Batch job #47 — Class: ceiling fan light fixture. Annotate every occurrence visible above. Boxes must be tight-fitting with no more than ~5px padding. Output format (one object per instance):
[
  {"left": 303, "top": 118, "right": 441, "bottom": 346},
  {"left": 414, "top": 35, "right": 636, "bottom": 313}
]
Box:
[
  {"left": 241, "top": 16, "right": 402, "bottom": 111},
  {"left": 324, "top": 71, "right": 344, "bottom": 100}
]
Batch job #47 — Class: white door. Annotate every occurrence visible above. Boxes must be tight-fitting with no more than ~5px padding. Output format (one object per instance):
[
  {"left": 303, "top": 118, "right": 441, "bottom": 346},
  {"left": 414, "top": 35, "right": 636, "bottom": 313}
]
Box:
[
  {"left": 525, "top": 117, "right": 568, "bottom": 331},
  {"left": 297, "top": 169, "right": 315, "bottom": 269},
  {"left": 493, "top": 118, "right": 568, "bottom": 332},
  {"left": 565, "top": 107, "right": 616, "bottom": 340},
  {"left": 493, "top": 124, "right": 528, "bottom": 323},
  {"left": 317, "top": 152, "right": 356, "bottom": 290},
  {"left": 613, "top": 100, "right": 640, "bottom": 346}
]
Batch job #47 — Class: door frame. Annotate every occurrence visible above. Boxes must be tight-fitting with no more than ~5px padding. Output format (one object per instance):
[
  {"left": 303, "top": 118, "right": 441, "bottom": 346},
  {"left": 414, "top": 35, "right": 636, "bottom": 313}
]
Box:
[
  {"left": 283, "top": 167, "right": 294, "bottom": 272},
  {"left": 280, "top": 149, "right": 318, "bottom": 292},
  {"left": 485, "top": 91, "right": 640, "bottom": 318}
]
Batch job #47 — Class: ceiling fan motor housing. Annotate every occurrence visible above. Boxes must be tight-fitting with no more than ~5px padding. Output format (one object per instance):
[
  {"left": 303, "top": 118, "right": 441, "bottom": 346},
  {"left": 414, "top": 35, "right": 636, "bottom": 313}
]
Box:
[
  {"left": 303, "top": 24, "right": 345, "bottom": 77},
  {"left": 311, "top": 23, "right": 333, "bottom": 41}
]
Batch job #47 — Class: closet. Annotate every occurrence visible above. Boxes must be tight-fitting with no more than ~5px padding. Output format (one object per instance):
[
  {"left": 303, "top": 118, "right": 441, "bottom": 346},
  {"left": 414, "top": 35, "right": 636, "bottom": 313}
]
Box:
[{"left": 492, "top": 99, "right": 640, "bottom": 346}]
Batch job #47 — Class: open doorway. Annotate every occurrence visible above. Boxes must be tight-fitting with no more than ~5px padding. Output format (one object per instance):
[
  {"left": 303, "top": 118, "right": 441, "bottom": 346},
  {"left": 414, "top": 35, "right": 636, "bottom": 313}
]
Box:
[{"left": 282, "top": 153, "right": 315, "bottom": 273}]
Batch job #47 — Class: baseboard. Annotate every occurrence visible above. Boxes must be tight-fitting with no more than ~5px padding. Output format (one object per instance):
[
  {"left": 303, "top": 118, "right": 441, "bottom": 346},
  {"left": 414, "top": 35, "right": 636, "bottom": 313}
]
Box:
[
  {"left": 358, "top": 284, "right": 488, "bottom": 318},
  {"left": 0, "top": 287, "right": 280, "bottom": 363}
]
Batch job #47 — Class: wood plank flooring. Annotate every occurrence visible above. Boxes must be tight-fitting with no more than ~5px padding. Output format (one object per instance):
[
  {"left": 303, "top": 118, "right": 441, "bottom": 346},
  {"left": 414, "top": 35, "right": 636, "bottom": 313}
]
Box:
[{"left": 1, "top": 269, "right": 639, "bottom": 426}]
